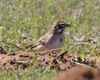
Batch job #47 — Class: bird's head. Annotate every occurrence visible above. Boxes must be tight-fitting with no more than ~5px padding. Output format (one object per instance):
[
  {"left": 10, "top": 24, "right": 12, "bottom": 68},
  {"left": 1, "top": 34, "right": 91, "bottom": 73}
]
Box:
[{"left": 53, "top": 21, "right": 71, "bottom": 34}]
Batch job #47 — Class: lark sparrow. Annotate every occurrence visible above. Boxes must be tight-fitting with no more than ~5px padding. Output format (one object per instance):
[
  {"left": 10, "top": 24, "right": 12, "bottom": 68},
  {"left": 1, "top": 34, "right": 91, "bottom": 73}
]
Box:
[{"left": 28, "top": 21, "right": 70, "bottom": 52}]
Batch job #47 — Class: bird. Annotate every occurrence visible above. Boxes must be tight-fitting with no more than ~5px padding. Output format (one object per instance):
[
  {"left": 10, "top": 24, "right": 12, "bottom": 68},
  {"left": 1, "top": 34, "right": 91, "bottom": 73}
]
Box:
[{"left": 27, "top": 21, "right": 71, "bottom": 52}]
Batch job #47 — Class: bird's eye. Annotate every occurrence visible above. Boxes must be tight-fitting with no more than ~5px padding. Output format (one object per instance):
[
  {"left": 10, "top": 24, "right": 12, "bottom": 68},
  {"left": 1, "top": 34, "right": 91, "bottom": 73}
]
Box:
[{"left": 58, "top": 24, "right": 64, "bottom": 29}]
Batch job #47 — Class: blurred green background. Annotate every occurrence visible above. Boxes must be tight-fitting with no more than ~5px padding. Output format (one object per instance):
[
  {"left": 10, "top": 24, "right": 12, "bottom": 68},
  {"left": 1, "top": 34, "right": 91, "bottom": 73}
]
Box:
[
  {"left": 0, "top": 0, "right": 100, "bottom": 54},
  {"left": 0, "top": 0, "right": 100, "bottom": 80}
]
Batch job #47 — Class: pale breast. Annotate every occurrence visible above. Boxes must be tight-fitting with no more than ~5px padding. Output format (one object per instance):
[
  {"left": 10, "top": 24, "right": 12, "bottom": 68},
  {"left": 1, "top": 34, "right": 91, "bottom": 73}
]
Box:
[{"left": 44, "top": 34, "right": 64, "bottom": 50}]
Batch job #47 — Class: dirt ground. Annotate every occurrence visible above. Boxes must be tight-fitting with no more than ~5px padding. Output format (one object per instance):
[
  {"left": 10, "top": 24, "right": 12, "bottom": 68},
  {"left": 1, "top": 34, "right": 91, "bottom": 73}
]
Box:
[
  {"left": 0, "top": 47, "right": 32, "bottom": 69},
  {"left": 36, "top": 50, "right": 99, "bottom": 70},
  {"left": 36, "top": 50, "right": 100, "bottom": 80},
  {"left": 0, "top": 47, "right": 100, "bottom": 80}
]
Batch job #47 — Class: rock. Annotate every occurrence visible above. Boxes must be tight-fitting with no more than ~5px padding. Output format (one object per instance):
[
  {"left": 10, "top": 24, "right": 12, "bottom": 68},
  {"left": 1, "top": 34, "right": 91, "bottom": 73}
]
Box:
[{"left": 57, "top": 65, "right": 100, "bottom": 80}]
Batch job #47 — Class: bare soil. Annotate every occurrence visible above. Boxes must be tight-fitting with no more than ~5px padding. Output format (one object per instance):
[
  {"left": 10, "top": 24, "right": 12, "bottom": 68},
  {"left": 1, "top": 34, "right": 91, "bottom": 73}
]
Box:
[
  {"left": 37, "top": 50, "right": 98, "bottom": 70},
  {"left": 0, "top": 47, "right": 100, "bottom": 80},
  {"left": 0, "top": 47, "right": 32, "bottom": 69}
]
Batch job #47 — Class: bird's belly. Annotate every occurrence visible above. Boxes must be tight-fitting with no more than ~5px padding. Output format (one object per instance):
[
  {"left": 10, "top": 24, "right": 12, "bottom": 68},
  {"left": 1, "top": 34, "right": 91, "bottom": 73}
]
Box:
[{"left": 45, "top": 36, "right": 64, "bottom": 50}]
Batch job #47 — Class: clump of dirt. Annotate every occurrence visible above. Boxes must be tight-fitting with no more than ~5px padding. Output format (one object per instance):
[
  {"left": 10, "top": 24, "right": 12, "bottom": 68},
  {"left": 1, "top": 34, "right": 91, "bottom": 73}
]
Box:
[
  {"left": 57, "top": 65, "right": 100, "bottom": 80},
  {"left": 0, "top": 52, "right": 32, "bottom": 69},
  {"left": 36, "top": 50, "right": 98, "bottom": 71},
  {"left": 0, "top": 47, "right": 7, "bottom": 54}
]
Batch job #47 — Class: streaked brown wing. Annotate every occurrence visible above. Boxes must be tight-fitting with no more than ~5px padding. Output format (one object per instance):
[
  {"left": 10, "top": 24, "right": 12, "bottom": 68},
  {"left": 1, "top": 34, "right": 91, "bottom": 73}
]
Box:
[{"left": 31, "top": 31, "right": 53, "bottom": 50}]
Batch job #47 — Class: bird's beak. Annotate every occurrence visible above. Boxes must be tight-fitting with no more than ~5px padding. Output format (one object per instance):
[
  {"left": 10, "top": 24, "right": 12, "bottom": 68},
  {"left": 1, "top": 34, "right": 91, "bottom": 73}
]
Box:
[{"left": 65, "top": 23, "right": 71, "bottom": 27}]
